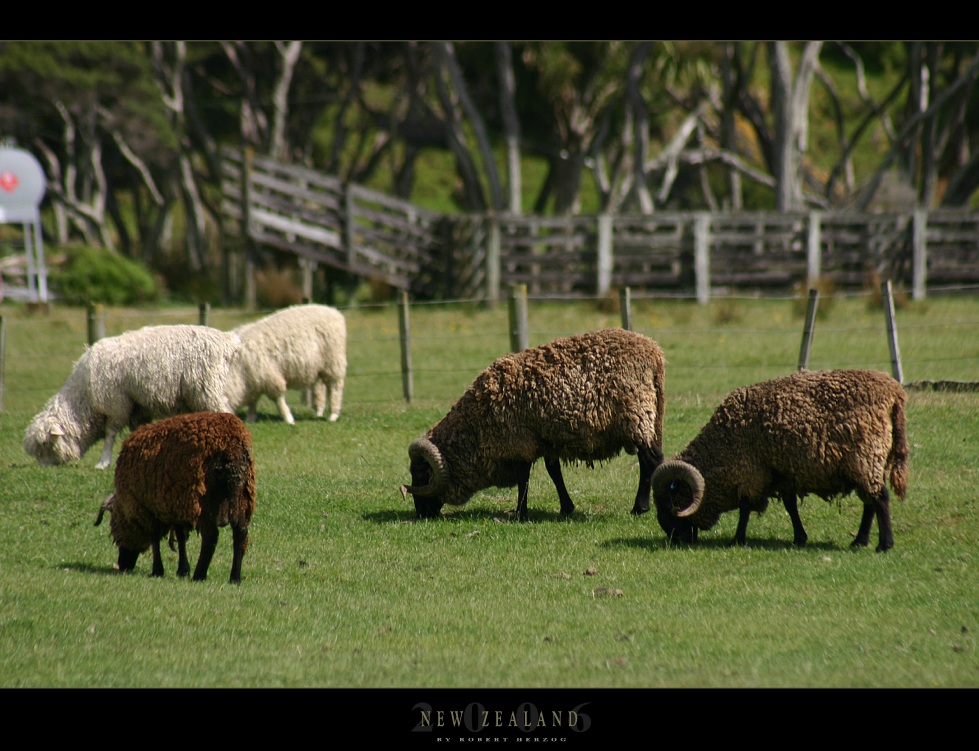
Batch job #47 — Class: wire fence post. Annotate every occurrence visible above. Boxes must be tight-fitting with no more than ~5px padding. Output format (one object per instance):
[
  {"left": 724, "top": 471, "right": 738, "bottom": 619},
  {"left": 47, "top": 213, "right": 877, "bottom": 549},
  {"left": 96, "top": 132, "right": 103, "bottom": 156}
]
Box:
[
  {"left": 797, "top": 288, "right": 819, "bottom": 370},
  {"left": 882, "top": 280, "right": 904, "bottom": 384},
  {"left": 87, "top": 302, "right": 105, "bottom": 344},
  {"left": 508, "top": 283, "right": 529, "bottom": 352},
  {"left": 399, "top": 290, "right": 413, "bottom": 403},
  {"left": 619, "top": 287, "right": 632, "bottom": 331},
  {"left": 0, "top": 315, "right": 5, "bottom": 413}
]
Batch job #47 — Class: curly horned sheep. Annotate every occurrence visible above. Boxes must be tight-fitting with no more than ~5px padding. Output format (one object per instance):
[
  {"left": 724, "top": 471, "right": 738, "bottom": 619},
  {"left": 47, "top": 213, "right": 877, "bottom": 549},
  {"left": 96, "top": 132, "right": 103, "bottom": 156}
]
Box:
[
  {"left": 94, "top": 411, "right": 257, "bottom": 583},
  {"left": 401, "top": 328, "right": 666, "bottom": 521},
  {"left": 24, "top": 325, "right": 241, "bottom": 470},
  {"left": 653, "top": 368, "right": 909, "bottom": 552},
  {"left": 224, "top": 304, "right": 347, "bottom": 424}
]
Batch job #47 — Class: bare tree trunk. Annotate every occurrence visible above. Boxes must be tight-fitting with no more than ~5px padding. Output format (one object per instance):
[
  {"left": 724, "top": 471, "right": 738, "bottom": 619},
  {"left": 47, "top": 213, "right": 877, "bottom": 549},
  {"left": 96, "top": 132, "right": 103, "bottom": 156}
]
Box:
[
  {"left": 325, "top": 43, "right": 366, "bottom": 174},
  {"left": 152, "top": 41, "right": 209, "bottom": 271},
  {"left": 270, "top": 41, "right": 303, "bottom": 162},
  {"left": 48, "top": 99, "right": 113, "bottom": 248},
  {"left": 720, "top": 43, "right": 743, "bottom": 210},
  {"left": 858, "top": 49, "right": 979, "bottom": 210},
  {"left": 222, "top": 41, "right": 269, "bottom": 150},
  {"left": 768, "top": 41, "right": 823, "bottom": 211},
  {"left": 495, "top": 42, "right": 522, "bottom": 214},
  {"left": 430, "top": 43, "right": 487, "bottom": 210},
  {"left": 435, "top": 42, "right": 504, "bottom": 211},
  {"left": 626, "top": 42, "right": 654, "bottom": 214}
]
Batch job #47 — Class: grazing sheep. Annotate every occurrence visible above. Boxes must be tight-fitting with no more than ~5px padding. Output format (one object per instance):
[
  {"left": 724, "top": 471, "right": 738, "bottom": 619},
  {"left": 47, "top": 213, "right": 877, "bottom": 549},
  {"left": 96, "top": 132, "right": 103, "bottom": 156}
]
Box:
[
  {"left": 401, "top": 328, "right": 666, "bottom": 521},
  {"left": 225, "top": 304, "right": 347, "bottom": 424},
  {"left": 653, "top": 368, "right": 909, "bottom": 552},
  {"left": 24, "top": 325, "right": 241, "bottom": 469},
  {"left": 94, "top": 411, "right": 256, "bottom": 583}
]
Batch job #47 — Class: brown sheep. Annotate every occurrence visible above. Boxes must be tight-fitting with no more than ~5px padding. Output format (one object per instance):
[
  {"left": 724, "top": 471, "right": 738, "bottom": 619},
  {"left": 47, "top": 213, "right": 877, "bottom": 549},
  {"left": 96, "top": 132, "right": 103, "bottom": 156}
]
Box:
[
  {"left": 401, "top": 328, "right": 666, "bottom": 521},
  {"left": 653, "top": 369, "right": 909, "bottom": 552},
  {"left": 94, "top": 411, "right": 257, "bottom": 583}
]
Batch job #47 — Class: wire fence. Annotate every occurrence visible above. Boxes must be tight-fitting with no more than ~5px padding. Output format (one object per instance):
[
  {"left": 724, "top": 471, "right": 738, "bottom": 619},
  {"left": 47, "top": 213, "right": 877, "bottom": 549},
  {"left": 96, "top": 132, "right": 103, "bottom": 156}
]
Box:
[{"left": 2, "top": 287, "right": 978, "bottom": 418}]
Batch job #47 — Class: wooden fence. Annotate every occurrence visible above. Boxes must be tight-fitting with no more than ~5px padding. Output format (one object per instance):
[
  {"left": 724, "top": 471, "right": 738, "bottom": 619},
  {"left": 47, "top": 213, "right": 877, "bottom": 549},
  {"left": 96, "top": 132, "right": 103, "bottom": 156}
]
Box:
[{"left": 220, "top": 147, "right": 979, "bottom": 304}]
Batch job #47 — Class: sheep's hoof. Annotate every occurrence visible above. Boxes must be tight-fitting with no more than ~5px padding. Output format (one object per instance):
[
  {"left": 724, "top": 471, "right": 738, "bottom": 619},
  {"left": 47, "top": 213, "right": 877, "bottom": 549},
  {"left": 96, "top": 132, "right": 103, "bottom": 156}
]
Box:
[{"left": 328, "top": 413, "right": 340, "bottom": 422}]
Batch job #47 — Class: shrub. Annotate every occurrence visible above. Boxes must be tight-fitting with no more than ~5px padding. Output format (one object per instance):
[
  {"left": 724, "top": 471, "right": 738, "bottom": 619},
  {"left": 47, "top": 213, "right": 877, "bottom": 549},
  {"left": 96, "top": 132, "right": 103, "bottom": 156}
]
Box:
[{"left": 50, "top": 245, "right": 161, "bottom": 306}]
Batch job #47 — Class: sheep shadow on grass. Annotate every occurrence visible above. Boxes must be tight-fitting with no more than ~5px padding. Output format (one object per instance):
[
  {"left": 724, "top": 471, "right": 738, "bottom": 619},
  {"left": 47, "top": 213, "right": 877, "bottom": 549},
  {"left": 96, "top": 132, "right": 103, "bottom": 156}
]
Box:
[
  {"left": 363, "top": 506, "right": 612, "bottom": 526},
  {"left": 601, "top": 535, "right": 845, "bottom": 553}
]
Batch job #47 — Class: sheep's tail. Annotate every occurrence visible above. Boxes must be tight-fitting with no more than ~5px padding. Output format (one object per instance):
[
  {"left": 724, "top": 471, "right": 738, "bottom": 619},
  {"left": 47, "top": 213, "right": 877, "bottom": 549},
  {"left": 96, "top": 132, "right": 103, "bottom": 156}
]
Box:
[{"left": 888, "top": 398, "right": 910, "bottom": 500}]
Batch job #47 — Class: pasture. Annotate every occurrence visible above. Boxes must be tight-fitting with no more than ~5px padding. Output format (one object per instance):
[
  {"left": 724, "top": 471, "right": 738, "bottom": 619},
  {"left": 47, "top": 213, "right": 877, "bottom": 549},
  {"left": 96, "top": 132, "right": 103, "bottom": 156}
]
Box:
[{"left": 1, "top": 292, "right": 977, "bottom": 691}]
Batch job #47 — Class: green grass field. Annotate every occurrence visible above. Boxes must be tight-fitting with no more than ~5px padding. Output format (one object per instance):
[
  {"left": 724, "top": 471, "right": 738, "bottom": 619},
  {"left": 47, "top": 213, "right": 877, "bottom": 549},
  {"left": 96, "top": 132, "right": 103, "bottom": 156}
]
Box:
[{"left": 1, "top": 292, "right": 977, "bottom": 689}]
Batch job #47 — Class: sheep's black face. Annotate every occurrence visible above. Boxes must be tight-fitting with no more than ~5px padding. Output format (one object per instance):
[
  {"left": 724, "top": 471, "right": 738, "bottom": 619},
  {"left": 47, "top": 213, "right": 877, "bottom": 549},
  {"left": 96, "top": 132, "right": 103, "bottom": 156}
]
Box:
[
  {"left": 117, "top": 548, "right": 140, "bottom": 572},
  {"left": 659, "top": 514, "right": 697, "bottom": 545},
  {"left": 408, "top": 459, "right": 444, "bottom": 519},
  {"left": 656, "top": 481, "right": 698, "bottom": 544},
  {"left": 413, "top": 496, "right": 445, "bottom": 519}
]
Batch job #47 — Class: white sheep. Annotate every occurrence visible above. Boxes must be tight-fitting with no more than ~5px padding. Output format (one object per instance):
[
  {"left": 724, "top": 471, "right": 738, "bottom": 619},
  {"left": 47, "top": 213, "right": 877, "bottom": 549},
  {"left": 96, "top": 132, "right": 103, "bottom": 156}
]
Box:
[
  {"left": 224, "top": 304, "right": 347, "bottom": 425},
  {"left": 24, "top": 324, "right": 241, "bottom": 470}
]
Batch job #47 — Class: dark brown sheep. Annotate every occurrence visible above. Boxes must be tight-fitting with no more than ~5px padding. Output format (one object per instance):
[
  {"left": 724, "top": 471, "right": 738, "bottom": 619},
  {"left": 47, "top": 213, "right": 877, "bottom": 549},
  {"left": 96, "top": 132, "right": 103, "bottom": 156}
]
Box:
[
  {"left": 401, "top": 328, "right": 666, "bottom": 521},
  {"left": 653, "top": 368, "right": 909, "bottom": 552},
  {"left": 94, "top": 411, "right": 257, "bottom": 583}
]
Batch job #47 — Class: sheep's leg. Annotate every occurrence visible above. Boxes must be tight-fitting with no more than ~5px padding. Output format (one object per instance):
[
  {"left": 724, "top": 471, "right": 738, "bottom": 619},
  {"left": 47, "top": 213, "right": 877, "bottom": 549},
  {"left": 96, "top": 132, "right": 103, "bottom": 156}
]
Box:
[
  {"left": 150, "top": 538, "right": 165, "bottom": 577},
  {"left": 193, "top": 517, "right": 219, "bottom": 582},
  {"left": 174, "top": 528, "right": 191, "bottom": 577},
  {"left": 630, "top": 445, "right": 661, "bottom": 515},
  {"left": 95, "top": 431, "right": 117, "bottom": 470},
  {"left": 732, "top": 502, "right": 752, "bottom": 546},
  {"left": 874, "top": 488, "right": 895, "bottom": 552},
  {"left": 245, "top": 403, "right": 259, "bottom": 423},
  {"left": 313, "top": 381, "right": 328, "bottom": 418},
  {"left": 229, "top": 525, "right": 249, "bottom": 584},
  {"left": 327, "top": 377, "right": 344, "bottom": 422},
  {"left": 514, "top": 463, "right": 534, "bottom": 522},
  {"left": 275, "top": 394, "right": 296, "bottom": 425},
  {"left": 853, "top": 487, "right": 893, "bottom": 552},
  {"left": 781, "top": 493, "right": 809, "bottom": 547},
  {"left": 544, "top": 458, "right": 575, "bottom": 517}
]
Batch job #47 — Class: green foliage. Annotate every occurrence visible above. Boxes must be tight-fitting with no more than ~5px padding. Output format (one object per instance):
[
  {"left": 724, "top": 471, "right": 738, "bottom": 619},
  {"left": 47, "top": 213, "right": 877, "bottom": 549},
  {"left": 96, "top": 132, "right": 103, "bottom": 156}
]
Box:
[
  {"left": 50, "top": 245, "right": 161, "bottom": 306},
  {"left": 1, "top": 296, "right": 978, "bottom": 688}
]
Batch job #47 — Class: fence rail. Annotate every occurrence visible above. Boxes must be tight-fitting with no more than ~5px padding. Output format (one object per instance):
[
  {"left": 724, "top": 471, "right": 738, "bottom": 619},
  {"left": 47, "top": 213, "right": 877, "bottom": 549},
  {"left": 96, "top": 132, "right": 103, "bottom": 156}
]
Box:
[{"left": 220, "top": 147, "right": 979, "bottom": 304}]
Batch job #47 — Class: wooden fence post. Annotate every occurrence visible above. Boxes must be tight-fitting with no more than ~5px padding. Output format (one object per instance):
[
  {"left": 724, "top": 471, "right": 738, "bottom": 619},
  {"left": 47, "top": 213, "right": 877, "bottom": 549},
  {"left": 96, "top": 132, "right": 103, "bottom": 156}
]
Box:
[
  {"left": 508, "top": 283, "right": 529, "bottom": 353},
  {"left": 620, "top": 287, "right": 632, "bottom": 331},
  {"left": 486, "top": 215, "right": 501, "bottom": 305},
  {"left": 399, "top": 291, "right": 414, "bottom": 403},
  {"left": 694, "top": 213, "right": 711, "bottom": 305},
  {"left": 882, "top": 280, "right": 904, "bottom": 384},
  {"left": 87, "top": 302, "right": 105, "bottom": 345},
  {"left": 0, "top": 315, "right": 5, "bottom": 413},
  {"left": 300, "top": 258, "right": 315, "bottom": 302},
  {"left": 597, "top": 213, "right": 613, "bottom": 297},
  {"left": 806, "top": 211, "right": 822, "bottom": 289},
  {"left": 912, "top": 208, "right": 927, "bottom": 301},
  {"left": 797, "top": 288, "right": 819, "bottom": 370},
  {"left": 198, "top": 302, "right": 210, "bottom": 326},
  {"left": 344, "top": 187, "right": 358, "bottom": 305},
  {"left": 241, "top": 147, "right": 257, "bottom": 310}
]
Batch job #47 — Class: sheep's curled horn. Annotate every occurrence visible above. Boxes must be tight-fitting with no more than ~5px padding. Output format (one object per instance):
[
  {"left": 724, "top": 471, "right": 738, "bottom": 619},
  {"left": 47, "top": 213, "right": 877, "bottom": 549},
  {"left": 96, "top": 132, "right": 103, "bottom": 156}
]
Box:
[
  {"left": 94, "top": 493, "right": 115, "bottom": 526},
  {"left": 400, "top": 438, "right": 448, "bottom": 499},
  {"left": 652, "top": 460, "right": 706, "bottom": 517}
]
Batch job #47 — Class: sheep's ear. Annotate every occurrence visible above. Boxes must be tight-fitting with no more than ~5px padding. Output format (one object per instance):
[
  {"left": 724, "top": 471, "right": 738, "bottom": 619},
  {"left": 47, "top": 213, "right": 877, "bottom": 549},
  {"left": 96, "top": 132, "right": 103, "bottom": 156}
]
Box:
[{"left": 50, "top": 424, "right": 65, "bottom": 437}]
